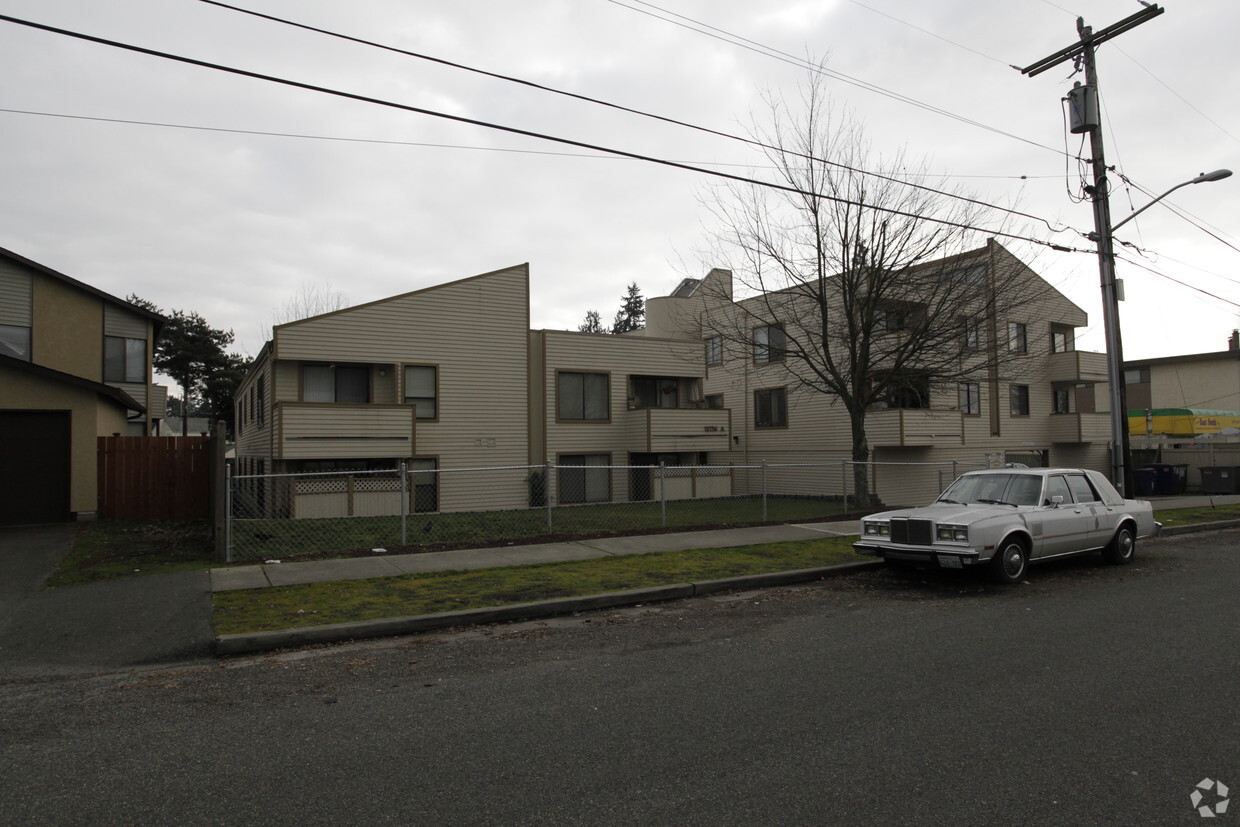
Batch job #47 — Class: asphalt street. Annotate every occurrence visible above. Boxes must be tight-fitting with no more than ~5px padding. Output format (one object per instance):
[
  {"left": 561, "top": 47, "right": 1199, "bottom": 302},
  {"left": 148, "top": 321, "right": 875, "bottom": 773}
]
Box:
[{"left": 1, "top": 528, "right": 1236, "bottom": 825}]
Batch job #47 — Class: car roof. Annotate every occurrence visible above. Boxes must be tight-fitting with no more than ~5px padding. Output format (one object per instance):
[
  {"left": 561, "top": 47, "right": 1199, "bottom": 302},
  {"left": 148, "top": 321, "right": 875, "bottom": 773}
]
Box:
[{"left": 960, "top": 468, "right": 1090, "bottom": 477}]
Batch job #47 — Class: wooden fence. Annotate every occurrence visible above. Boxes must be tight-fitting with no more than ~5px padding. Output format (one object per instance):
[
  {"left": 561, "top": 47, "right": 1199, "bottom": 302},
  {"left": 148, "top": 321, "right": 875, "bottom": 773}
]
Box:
[{"left": 97, "top": 436, "right": 210, "bottom": 520}]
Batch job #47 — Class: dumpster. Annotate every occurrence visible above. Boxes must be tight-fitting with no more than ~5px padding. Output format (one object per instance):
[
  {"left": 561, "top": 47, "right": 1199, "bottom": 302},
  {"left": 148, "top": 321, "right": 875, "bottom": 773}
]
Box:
[
  {"left": 1200, "top": 466, "right": 1240, "bottom": 494},
  {"left": 1148, "top": 463, "right": 1188, "bottom": 495},
  {"left": 1133, "top": 467, "right": 1158, "bottom": 498}
]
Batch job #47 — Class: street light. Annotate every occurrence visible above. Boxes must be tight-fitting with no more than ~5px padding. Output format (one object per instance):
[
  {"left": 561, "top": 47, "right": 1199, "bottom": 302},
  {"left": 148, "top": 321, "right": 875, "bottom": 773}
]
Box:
[{"left": 1094, "top": 168, "right": 1232, "bottom": 496}]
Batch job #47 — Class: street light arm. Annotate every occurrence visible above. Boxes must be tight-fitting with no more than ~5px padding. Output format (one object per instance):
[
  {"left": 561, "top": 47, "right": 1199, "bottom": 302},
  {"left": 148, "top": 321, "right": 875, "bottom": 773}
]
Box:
[{"left": 1111, "top": 169, "right": 1232, "bottom": 233}]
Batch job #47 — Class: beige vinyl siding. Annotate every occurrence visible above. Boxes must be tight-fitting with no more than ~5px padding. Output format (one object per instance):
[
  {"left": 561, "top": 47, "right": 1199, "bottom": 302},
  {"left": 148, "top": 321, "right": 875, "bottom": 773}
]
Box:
[
  {"left": 542, "top": 330, "right": 707, "bottom": 465},
  {"left": 278, "top": 403, "right": 414, "bottom": 460},
  {"left": 235, "top": 352, "right": 273, "bottom": 460},
  {"left": 0, "top": 259, "right": 33, "bottom": 326},
  {"left": 273, "top": 265, "right": 530, "bottom": 479},
  {"left": 103, "top": 303, "right": 149, "bottom": 339}
]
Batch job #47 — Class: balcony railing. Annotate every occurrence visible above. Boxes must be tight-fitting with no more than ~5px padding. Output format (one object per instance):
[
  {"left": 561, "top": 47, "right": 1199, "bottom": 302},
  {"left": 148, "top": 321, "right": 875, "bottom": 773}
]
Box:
[
  {"left": 867, "top": 409, "right": 963, "bottom": 447},
  {"left": 1048, "top": 412, "right": 1111, "bottom": 443},
  {"left": 1047, "top": 350, "right": 1108, "bottom": 383},
  {"left": 625, "top": 407, "right": 732, "bottom": 453},
  {"left": 276, "top": 403, "right": 414, "bottom": 459}
]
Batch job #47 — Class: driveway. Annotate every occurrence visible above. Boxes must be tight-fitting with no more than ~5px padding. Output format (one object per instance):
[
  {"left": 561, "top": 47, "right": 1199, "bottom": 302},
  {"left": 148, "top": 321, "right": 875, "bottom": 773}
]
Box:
[{"left": 0, "top": 525, "right": 214, "bottom": 677}]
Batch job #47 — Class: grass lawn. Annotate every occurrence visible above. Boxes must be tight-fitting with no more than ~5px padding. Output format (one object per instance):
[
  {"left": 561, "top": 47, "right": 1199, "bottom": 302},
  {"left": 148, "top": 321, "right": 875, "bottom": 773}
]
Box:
[
  {"left": 46, "top": 521, "right": 215, "bottom": 588},
  {"left": 1153, "top": 503, "right": 1240, "bottom": 527},
  {"left": 213, "top": 537, "right": 862, "bottom": 635}
]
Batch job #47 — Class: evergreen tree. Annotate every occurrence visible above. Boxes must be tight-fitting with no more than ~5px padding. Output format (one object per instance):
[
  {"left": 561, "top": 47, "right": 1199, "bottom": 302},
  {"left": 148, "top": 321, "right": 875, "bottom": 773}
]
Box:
[
  {"left": 578, "top": 309, "right": 606, "bottom": 333},
  {"left": 611, "top": 283, "right": 645, "bottom": 334}
]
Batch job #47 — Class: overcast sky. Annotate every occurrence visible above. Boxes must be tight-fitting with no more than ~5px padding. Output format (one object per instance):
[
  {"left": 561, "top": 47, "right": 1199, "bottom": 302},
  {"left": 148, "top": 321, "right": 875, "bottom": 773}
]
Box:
[{"left": 2, "top": 0, "right": 1237, "bottom": 363}]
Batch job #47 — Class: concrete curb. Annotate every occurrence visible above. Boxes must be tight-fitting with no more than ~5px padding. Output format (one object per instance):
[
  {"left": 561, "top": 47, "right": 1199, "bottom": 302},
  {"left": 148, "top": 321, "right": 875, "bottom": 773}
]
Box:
[
  {"left": 1157, "top": 519, "right": 1240, "bottom": 537},
  {"left": 214, "top": 560, "right": 883, "bottom": 656}
]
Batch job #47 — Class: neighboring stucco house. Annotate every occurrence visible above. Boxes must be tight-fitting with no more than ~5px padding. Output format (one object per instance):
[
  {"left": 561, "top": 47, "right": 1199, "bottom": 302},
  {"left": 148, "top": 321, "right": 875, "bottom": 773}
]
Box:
[
  {"left": 1121, "top": 331, "right": 1240, "bottom": 437},
  {"left": 0, "top": 246, "right": 164, "bottom": 524},
  {"left": 235, "top": 242, "right": 1114, "bottom": 514}
]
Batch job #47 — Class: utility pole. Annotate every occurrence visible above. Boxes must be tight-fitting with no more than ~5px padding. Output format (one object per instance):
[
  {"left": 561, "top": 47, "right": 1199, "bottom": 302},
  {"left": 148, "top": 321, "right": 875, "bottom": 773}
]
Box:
[{"left": 1021, "top": 4, "right": 1164, "bottom": 497}]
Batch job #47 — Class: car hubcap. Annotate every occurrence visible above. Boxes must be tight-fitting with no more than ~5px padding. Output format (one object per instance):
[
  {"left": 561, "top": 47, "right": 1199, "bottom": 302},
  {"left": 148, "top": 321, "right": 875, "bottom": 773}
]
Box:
[
  {"left": 1119, "top": 532, "right": 1133, "bottom": 558},
  {"left": 1004, "top": 546, "right": 1023, "bottom": 577}
]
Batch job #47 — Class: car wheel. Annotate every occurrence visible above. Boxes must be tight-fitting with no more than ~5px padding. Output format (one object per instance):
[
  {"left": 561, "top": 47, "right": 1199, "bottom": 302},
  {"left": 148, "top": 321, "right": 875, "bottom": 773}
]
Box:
[
  {"left": 989, "top": 538, "right": 1027, "bottom": 584},
  {"left": 1102, "top": 524, "right": 1136, "bottom": 565}
]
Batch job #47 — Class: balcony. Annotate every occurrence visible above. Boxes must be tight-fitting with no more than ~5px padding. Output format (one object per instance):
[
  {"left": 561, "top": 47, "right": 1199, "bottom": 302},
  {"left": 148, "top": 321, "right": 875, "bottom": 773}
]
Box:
[
  {"left": 1047, "top": 350, "right": 1108, "bottom": 383},
  {"left": 625, "top": 407, "right": 732, "bottom": 453},
  {"left": 1048, "top": 412, "right": 1111, "bottom": 443},
  {"left": 868, "top": 409, "right": 963, "bottom": 447},
  {"left": 276, "top": 403, "right": 414, "bottom": 459}
]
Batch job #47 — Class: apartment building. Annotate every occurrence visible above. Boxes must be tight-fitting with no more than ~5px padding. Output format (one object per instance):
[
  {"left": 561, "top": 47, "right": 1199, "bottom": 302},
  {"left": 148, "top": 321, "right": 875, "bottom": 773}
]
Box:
[
  {"left": 1120, "top": 330, "right": 1240, "bottom": 437},
  {"left": 0, "top": 246, "right": 163, "bottom": 523},
  {"left": 235, "top": 241, "right": 1113, "bottom": 513}
]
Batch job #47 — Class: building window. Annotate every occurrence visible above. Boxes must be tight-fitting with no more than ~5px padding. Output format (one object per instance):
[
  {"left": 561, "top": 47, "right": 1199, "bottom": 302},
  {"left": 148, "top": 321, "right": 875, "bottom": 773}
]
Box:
[
  {"left": 302, "top": 364, "right": 370, "bottom": 403},
  {"left": 557, "top": 371, "right": 609, "bottom": 421},
  {"left": 1124, "top": 367, "right": 1150, "bottom": 384},
  {"left": 1008, "top": 322, "right": 1027, "bottom": 354},
  {"left": 1051, "top": 325, "right": 1074, "bottom": 354},
  {"left": 410, "top": 458, "right": 438, "bottom": 512},
  {"left": 256, "top": 375, "right": 266, "bottom": 426},
  {"left": 104, "top": 335, "right": 146, "bottom": 383},
  {"left": 754, "top": 387, "right": 787, "bottom": 428},
  {"left": 881, "top": 308, "right": 908, "bottom": 332},
  {"left": 1054, "top": 388, "right": 1072, "bottom": 414},
  {"left": 705, "top": 336, "right": 722, "bottom": 366},
  {"left": 0, "top": 324, "right": 31, "bottom": 361},
  {"left": 404, "top": 365, "right": 438, "bottom": 420},
  {"left": 558, "top": 454, "right": 611, "bottom": 503},
  {"left": 705, "top": 394, "right": 725, "bottom": 410},
  {"left": 1010, "top": 384, "right": 1030, "bottom": 416},
  {"left": 752, "top": 324, "right": 785, "bottom": 364},
  {"left": 959, "top": 383, "right": 981, "bottom": 415},
  {"left": 961, "top": 317, "right": 980, "bottom": 350},
  {"left": 874, "top": 373, "right": 930, "bottom": 410}
]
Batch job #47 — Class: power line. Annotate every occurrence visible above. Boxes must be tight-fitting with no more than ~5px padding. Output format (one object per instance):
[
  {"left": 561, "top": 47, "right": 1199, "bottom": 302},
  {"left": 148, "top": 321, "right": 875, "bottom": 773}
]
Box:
[
  {"left": 1115, "top": 253, "right": 1240, "bottom": 309},
  {"left": 843, "top": 0, "right": 1016, "bottom": 68},
  {"left": 0, "top": 11, "right": 1085, "bottom": 250},
  {"left": 199, "top": 0, "right": 1072, "bottom": 233},
  {"left": 1116, "top": 45, "right": 1240, "bottom": 147},
  {"left": 606, "top": 0, "right": 1068, "bottom": 156}
]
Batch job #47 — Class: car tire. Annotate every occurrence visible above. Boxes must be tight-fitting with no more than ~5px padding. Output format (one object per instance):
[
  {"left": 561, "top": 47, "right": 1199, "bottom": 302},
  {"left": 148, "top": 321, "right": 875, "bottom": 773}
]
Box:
[
  {"left": 989, "top": 538, "right": 1028, "bottom": 584},
  {"left": 1102, "top": 524, "right": 1136, "bottom": 565}
]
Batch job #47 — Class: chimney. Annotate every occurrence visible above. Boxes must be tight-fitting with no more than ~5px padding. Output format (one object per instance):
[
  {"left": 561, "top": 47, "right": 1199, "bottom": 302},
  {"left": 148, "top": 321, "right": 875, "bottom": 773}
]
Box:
[{"left": 1230, "top": 330, "right": 1239, "bottom": 352}]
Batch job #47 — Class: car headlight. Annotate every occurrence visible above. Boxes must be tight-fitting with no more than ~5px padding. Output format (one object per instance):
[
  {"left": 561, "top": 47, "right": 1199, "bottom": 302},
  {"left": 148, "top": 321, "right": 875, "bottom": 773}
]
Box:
[
  {"left": 864, "top": 520, "right": 890, "bottom": 537},
  {"left": 936, "top": 524, "right": 969, "bottom": 542}
]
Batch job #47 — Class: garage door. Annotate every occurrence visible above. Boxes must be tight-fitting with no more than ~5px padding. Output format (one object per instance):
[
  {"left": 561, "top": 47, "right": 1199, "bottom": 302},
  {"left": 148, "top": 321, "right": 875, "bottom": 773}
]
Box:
[{"left": 0, "top": 411, "right": 71, "bottom": 525}]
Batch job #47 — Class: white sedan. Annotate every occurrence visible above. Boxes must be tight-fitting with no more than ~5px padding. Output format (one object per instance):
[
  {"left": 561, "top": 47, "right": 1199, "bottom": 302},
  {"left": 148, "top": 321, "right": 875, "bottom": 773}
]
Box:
[{"left": 853, "top": 468, "right": 1161, "bottom": 583}]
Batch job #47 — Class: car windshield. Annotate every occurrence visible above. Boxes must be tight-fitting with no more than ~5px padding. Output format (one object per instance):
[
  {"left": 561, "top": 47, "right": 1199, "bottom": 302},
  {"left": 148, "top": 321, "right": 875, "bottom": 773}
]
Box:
[{"left": 939, "top": 473, "right": 1043, "bottom": 507}]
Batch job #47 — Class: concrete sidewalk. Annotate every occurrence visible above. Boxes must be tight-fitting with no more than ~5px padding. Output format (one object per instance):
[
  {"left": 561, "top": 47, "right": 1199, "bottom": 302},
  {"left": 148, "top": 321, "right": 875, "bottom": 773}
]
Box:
[
  {"left": 210, "top": 491, "right": 1240, "bottom": 593},
  {"left": 211, "top": 519, "right": 865, "bottom": 592}
]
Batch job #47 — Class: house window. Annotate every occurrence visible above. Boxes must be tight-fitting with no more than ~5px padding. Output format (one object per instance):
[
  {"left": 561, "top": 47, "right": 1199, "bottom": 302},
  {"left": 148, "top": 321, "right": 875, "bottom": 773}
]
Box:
[
  {"left": 0, "top": 324, "right": 31, "bottom": 361},
  {"left": 632, "top": 376, "right": 678, "bottom": 410},
  {"left": 1010, "top": 384, "right": 1030, "bottom": 416},
  {"left": 1051, "top": 325, "right": 1074, "bottom": 353},
  {"left": 875, "top": 373, "right": 930, "bottom": 410},
  {"left": 104, "top": 335, "right": 146, "bottom": 383},
  {"left": 705, "top": 394, "right": 725, "bottom": 410},
  {"left": 557, "top": 371, "right": 609, "bottom": 421},
  {"left": 752, "top": 324, "right": 785, "bottom": 364},
  {"left": 705, "top": 336, "right": 722, "bottom": 366},
  {"left": 237, "top": 398, "right": 244, "bottom": 435},
  {"left": 302, "top": 364, "right": 370, "bottom": 403},
  {"left": 881, "top": 308, "right": 908, "bottom": 332},
  {"left": 256, "top": 375, "right": 266, "bottom": 426},
  {"left": 1054, "top": 388, "right": 1071, "bottom": 414},
  {"left": 959, "top": 383, "right": 981, "bottom": 415},
  {"left": 961, "top": 317, "right": 980, "bottom": 350},
  {"left": 404, "top": 365, "right": 438, "bottom": 420},
  {"left": 754, "top": 387, "right": 787, "bottom": 428},
  {"left": 558, "top": 454, "right": 611, "bottom": 503},
  {"left": 1008, "top": 322, "right": 1027, "bottom": 354},
  {"left": 1124, "top": 367, "right": 1150, "bottom": 384},
  {"left": 410, "top": 458, "right": 438, "bottom": 513}
]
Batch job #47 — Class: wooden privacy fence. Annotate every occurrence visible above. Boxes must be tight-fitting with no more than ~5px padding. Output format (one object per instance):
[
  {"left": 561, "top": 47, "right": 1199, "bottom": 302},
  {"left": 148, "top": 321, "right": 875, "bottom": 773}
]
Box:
[{"left": 98, "top": 436, "right": 210, "bottom": 520}]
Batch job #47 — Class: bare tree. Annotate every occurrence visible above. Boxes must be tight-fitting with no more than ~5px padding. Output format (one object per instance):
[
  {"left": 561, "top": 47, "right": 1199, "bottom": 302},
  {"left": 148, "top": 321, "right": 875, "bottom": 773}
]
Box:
[
  {"left": 248, "top": 280, "right": 350, "bottom": 354},
  {"left": 697, "top": 68, "right": 1050, "bottom": 504}
]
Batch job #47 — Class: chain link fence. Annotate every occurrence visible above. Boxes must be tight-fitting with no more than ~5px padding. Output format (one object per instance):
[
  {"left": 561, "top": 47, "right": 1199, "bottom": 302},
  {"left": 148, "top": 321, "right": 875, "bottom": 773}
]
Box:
[{"left": 225, "top": 459, "right": 985, "bottom": 563}]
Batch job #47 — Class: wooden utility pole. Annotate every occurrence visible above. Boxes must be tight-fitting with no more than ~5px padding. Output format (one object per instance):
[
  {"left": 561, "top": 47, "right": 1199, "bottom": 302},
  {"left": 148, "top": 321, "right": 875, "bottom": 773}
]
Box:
[{"left": 1021, "top": 4, "right": 1164, "bottom": 496}]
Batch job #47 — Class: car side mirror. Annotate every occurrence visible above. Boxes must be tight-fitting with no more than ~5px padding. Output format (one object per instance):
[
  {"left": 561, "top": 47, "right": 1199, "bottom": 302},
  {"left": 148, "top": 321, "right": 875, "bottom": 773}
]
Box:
[{"left": 1048, "top": 495, "right": 1064, "bottom": 507}]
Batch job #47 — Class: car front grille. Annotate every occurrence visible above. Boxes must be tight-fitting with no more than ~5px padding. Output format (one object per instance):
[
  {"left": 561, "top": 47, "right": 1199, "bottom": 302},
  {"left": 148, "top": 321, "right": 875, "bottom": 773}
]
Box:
[{"left": 890, "top": 518, "right": 933, "bottom": 546}]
